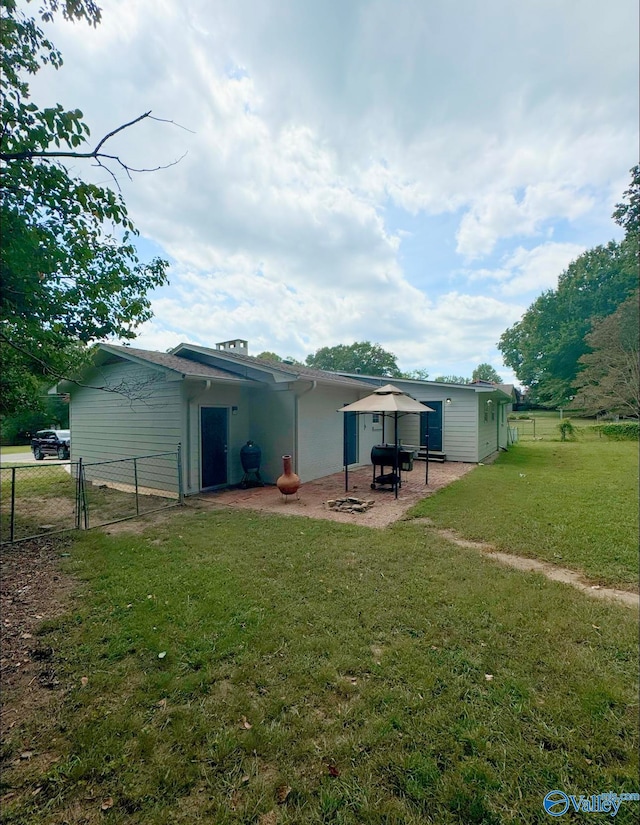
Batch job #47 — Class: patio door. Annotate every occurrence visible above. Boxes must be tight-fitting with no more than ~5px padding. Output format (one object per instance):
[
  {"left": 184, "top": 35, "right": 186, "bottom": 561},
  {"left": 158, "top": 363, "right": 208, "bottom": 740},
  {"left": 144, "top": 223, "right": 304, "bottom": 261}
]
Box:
[
  {"left": 420, "top": 401, "right": 442, "bottom": 452},
  {"left": 201, "top": 407, "right": 228, "bottom": 488},
  {"left": 344, "top": 412, "right": 358, "bottom": 465}
]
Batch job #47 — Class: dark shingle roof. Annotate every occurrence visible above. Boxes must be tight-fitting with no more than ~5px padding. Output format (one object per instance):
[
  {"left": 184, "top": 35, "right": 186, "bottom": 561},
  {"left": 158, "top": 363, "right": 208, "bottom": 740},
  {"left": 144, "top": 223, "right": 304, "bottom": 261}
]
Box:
[
  {"left": 171, "top": 344, "right": 374, "bottom": 388},
  {"left": 99, "top": 344, "right": 246, "bottom": 381},
  {"left": 101, "top": 343, "right": 373, "bottom": 388}
]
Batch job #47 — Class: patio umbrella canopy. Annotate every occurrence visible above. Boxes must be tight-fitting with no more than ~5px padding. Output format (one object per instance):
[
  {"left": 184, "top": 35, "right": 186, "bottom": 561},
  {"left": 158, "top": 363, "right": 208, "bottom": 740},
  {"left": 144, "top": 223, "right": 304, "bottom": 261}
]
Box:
[
  {"left": 338, "top": 385, "right": 434, "bottom": 498},
  {"left": 338, "top": 383, "right": 431, "bottom": 414}
]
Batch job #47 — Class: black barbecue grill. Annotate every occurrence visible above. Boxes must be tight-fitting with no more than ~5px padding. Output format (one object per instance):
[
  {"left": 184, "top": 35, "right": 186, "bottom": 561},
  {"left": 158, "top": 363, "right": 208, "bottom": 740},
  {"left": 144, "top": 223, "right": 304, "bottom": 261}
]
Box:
[{"left": 370, "top": 444, "right": 415, "bottom": 489}]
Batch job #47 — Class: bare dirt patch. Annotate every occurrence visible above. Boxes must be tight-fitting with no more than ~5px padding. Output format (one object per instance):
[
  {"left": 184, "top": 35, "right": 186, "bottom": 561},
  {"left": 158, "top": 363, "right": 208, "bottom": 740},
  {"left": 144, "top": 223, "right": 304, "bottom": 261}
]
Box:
[
  {"left": 0, "top": 537, "right": 77, "bottom": 744},
  {"left": 199, "top": 461, "right": 475, "bottom": 528}
]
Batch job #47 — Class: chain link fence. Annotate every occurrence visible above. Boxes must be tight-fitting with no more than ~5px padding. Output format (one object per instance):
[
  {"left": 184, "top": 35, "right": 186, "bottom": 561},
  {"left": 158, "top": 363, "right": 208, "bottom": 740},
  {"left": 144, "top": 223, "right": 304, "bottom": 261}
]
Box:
[{"left": 1, "top": 450, "right": 183, "bottom": 544}]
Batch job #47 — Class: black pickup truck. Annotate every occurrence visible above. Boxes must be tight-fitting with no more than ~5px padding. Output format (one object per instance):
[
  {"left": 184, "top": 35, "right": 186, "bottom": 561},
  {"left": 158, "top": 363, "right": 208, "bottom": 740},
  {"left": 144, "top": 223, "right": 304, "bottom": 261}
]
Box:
[{"left": 31, "top": 429, "right": 71, "bottom": 460}]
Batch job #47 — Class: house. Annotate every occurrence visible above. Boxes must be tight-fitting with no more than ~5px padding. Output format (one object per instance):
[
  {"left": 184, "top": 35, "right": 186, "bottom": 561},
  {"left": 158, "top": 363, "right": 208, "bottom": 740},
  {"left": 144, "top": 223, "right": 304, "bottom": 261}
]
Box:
[
  {"left": 59, "top": 340, "right": 381, "bottom": 495},
  {"left": 336, "top": 374, "right": 514, "bottom": 463},
  {"left": 58, "top": 341, "right": 514, "bottom": 495}
]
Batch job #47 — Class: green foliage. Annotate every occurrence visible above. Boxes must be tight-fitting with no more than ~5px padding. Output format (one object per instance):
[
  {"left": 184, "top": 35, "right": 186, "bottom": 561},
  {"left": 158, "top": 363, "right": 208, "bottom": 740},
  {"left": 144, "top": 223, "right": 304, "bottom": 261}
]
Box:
[
  {"left": 572, "top": 290, "right": 639, "bottom": 418},
  {"left": 558, "top": 419, "right": 576, "bottom": 441},
  {"left": 612, "top": 163, "right": 639, "bottom": 235},
  {"left": 471, "top": 363, "right": 502, "bottom": 383},
  {"left": 305, "top": 340, "right": 401, "bottom": 376},
  {"left": 591, "top": 421, "right": 639, "bottom": 440},
  {"left": 401, "top": 367, "right": 430, "bottom": 380},
  {"left": 255, "top": 350, "right": 283, "bottom": 362},
  {"left": 433, "top": 374, "right": 470, "bottom": 384},
  {"left": 0, "top": 0, "right": 169, "bottom": 416},
  {"left": 498, "top": 167, "right": 639, "bottom": 407},
  {"left": 0, "top": 392, "right": 69, "bottom": 444}
]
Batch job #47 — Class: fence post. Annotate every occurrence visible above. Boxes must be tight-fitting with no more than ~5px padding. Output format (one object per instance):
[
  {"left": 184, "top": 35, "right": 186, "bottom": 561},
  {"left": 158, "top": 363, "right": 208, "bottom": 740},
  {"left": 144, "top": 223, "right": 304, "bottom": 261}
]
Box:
[
  {"left": 133, "top": 457, "right": 140, "bottom": 515},
  {"left": 81, "top": 462, "right": 89, "bottom": 530},
  {"left": 177, "top": 444, "right": 184, "bottom": 504},
  {"left": 10, "top": 467, "right": 16, "bottom": 543},
  {"left": 76, "top": 458, "right": 82, "bottom": 530}
]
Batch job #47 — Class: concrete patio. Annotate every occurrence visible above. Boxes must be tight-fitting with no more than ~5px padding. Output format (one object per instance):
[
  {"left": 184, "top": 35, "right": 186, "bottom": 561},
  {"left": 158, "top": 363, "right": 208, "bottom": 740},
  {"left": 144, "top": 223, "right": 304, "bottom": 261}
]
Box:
[{"left": 198, "top": 461, "right": 475, "bottom": 528}]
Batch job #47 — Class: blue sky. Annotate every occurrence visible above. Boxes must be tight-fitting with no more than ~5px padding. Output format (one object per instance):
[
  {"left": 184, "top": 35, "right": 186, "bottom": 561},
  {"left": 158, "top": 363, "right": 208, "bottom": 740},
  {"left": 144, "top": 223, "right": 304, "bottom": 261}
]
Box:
[{"left": 31, "top": 0, "right": 638, "bottom": 386}]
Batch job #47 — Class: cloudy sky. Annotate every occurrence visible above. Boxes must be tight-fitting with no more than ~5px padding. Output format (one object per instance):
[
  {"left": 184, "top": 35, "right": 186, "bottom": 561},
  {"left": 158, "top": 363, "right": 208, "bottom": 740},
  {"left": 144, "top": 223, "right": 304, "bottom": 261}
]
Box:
[{"left": 32, "top": 0, "right": 638, "bottom": 383}]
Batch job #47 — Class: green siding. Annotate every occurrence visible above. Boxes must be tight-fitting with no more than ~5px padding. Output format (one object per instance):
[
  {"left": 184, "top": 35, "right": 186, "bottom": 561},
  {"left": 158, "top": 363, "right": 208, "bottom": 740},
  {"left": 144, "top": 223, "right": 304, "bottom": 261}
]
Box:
[
  {"left": 70, "top": 362, "right": 183, "bottom": 464},
  {"left": 70, "top": 362, "right": 183, "bottom": 492},
  {"left": 394, "top": 383, "right": 478, "bottom": 462}
]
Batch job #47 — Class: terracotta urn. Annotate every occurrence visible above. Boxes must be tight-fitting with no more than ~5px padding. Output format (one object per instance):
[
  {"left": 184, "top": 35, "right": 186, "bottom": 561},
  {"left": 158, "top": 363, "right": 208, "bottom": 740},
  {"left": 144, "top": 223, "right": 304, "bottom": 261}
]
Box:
[{"left": 277, "top": 455, "right": 300, "bottom": 496}]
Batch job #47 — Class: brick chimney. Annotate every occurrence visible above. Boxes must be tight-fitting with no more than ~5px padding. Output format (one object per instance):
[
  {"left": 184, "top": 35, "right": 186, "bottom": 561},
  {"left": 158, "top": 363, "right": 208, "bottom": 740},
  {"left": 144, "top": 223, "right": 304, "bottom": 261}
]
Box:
[{"left": 215, "top": 339, "right": 248, "bottom": 355}]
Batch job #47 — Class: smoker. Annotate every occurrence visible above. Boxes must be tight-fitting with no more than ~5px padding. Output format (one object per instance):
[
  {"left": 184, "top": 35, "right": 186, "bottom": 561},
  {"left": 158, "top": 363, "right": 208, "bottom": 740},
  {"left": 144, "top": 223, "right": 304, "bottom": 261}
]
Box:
[{"left": 370, "top": 444, "right": 415, "bottom": 490}]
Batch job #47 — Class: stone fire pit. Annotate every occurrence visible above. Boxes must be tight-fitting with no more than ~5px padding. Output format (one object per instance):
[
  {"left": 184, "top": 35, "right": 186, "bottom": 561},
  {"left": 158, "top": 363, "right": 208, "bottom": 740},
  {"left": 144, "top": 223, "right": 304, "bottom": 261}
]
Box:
[{"left": 326, "top": 496, "right": 375, "bottom": 514}]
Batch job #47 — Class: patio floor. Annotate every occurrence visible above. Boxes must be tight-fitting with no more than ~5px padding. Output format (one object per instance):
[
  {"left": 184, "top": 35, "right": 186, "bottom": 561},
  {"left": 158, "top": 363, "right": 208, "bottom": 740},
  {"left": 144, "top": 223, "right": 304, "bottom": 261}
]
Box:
[{"left": 197, "top": 461, "right": 475, "bottom": 528}]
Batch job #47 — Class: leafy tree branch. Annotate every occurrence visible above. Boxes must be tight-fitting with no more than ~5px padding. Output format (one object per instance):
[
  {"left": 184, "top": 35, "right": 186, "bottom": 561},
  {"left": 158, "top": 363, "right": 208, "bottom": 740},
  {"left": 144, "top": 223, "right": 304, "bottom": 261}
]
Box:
[{"left": 0, "top": 0, "right": 176, "bottom": 416}]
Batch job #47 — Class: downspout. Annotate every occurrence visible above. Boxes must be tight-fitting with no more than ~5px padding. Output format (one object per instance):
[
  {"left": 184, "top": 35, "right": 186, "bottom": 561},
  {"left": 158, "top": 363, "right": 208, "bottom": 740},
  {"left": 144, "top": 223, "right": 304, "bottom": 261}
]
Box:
[{"left": 294, "top": 380, "right": 317, "bottom": 474}]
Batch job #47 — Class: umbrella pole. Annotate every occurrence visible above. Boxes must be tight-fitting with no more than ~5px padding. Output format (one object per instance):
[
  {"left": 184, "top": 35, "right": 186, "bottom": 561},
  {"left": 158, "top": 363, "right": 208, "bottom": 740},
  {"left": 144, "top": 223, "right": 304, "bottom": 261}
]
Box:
[
  {"left": 425, "top": 416, "right": 429, "bottom": 485},
  {"left": 394, "top": 412, "right": 399, "bottom": 499},
  {"left": 344, "top": 413, "right": 348, "bottom": 492}
]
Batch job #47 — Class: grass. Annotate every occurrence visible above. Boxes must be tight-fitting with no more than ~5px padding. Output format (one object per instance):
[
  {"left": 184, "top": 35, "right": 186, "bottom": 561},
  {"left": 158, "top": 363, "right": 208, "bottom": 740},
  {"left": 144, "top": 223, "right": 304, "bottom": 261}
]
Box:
[
  {"left": 409, "top": 440, "right": 638, "bottom": 589},
  {"left": 1, "top": 463, "right": 178, "bottom": 543},
  {"left": 0, "top": 445, "right": 32, "bottom": 455},
  {"left": 508, "top": 412, "right": 596, "bottom": 441},
  {"left": 0, "top": 465, "right": 78, "bottom": 541},
  {"left": 2, "top": 502, "right": 638, "bottom": 824}
]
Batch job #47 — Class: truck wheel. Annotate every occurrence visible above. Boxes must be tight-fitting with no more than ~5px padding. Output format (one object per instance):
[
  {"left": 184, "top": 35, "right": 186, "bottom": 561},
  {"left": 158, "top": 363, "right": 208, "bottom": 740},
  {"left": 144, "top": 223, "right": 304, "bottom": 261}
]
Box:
[
  {"left": 34, "top": 448, "right": 44, "bottom": 460},
  {"left": 57, "top": 446, "right": 68, "bottom": 460}
]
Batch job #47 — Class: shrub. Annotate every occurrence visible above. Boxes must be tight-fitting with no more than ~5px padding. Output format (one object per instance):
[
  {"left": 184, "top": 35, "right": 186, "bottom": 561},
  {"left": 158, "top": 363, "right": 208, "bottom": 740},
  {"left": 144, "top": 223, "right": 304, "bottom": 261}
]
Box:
[
  {"left": 558, "top": 419, "right": 577, "bottom": 441},
  {"left": 591, "top": 421, "right": 639, "bottom": 440}
]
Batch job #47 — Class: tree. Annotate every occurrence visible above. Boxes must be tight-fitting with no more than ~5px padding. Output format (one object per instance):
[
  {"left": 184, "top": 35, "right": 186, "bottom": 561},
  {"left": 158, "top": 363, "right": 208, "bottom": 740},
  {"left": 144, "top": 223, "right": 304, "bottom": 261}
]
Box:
[
  {"left": 572, "top": 291, "right": 639, "bottom": 418},
  {"left": 255, "top": 351, "right": 302, "bottom": 365},
  {"left": 612, "top": 164, "right": 639, "bottom": 235},
  {"left": 305, "top": 341, "right": 401, "bottom": 377},
  {"left": 472, "top": 363, "right": 502, "bottom": 384},
  {"left": 433, "top": 375, "right": 469, "bottom": 384},
  {"left": 1, "top": 393, "right": 70, "bottom": 444},
  {"left": 401, "top": 368, "right": 430, "bottom": 381},
  {"left": 498, "top": 168, "right": 639, "bottom": 407},
  {"left": 256, "top": 351, "right": 284, "bottom": 362},
  {"left": 0, "top": 0, "right": 170, "bottom": 417}
]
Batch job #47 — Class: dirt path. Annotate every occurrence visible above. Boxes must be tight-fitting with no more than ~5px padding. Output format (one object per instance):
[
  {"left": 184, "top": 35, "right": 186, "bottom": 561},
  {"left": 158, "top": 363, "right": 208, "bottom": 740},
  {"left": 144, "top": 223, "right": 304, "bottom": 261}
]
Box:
[{"left": 411, "top": 520, "right": 639, "bottom": 609}]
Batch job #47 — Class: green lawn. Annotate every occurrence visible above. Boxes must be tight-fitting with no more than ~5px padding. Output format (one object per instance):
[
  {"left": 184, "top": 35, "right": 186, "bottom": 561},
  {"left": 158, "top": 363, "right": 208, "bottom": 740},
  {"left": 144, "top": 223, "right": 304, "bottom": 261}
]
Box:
[
  {"left": 0, "top": 445, "right": 32, "bottom": 456},
  {"left": 2, "top": 502, "right": 638, "bottom": 824},
  {"left": 408, "top": 440, "right": 638, "bottom": 589},
  {"left": 508, "top": 412, "right": 596, "bottom": 441}
]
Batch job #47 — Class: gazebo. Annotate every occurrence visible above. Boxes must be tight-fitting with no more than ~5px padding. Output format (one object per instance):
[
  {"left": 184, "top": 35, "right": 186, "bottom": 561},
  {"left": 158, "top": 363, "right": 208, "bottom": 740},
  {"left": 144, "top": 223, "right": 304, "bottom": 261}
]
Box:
[{"left": 338, "top": 384, "right": 434, "bottom": 498}]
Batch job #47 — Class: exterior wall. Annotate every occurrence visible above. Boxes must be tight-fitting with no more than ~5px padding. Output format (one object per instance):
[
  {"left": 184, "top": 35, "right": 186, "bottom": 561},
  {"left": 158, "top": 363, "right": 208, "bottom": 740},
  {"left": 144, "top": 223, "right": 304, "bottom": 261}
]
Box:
[
  {"left": 185, "top": 382, "right": 250, "bottom": 492},
  {"left": 477, "top": 394, "right": 498, "bottom": 461},
  {"left": 392, "top": 382, "right": 479, "bottom": 462},
  {"left": 497, "top": 400, "right": 511, "bottom": 450},
  {"left": 297, "top": 385, "right": 378, "bottom": 482},
  {"left": 70, "top": 362, "right": 183, "bottom": 460},
  {"left": 248, "top": 387, "right": 296, "bottom": 483},
  {"left": 69, "top": 361, "right": 183, "bottom": 491}
]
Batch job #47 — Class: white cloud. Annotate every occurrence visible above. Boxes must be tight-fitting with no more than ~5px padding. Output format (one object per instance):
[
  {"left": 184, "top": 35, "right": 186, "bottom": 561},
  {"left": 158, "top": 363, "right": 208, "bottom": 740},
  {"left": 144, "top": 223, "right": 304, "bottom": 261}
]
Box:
[
  {"left": 27, "top": 0, "right": 639, "bottom": 382},
  {"left": 456, "top": 186, "right": 595, "bottom": 260},
  {"left": 467, "top": 242, "right": 586, "bottom": 296}
]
